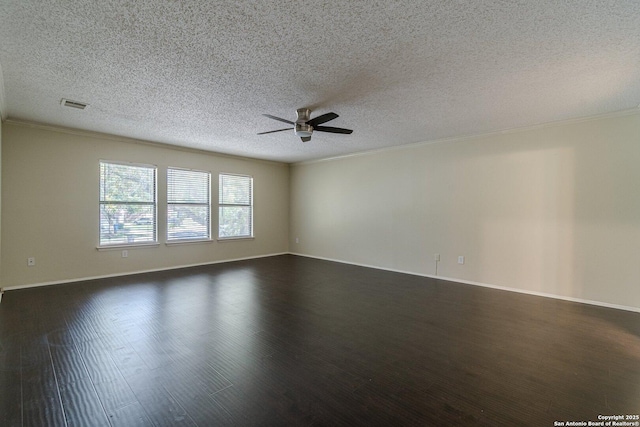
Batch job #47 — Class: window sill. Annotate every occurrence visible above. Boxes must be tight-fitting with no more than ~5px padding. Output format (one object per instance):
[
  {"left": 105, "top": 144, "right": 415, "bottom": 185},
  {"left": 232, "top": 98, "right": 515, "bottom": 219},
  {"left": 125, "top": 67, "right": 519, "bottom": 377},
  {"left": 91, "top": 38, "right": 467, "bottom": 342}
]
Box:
[
  {"left": 165, "top": 239, "right": 214, "bottom": 246},
  {"left": 217, "top": 236, "right": 255, "bottom": 242},
  {"left": 97, "top": 243, "right": 160, "bottom": 251}
]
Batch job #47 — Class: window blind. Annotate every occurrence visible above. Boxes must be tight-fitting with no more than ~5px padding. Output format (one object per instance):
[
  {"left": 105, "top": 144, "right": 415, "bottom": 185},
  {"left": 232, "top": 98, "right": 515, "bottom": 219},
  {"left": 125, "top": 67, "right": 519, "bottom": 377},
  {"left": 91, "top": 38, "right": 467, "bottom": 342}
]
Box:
[
  {"left": 167, "top": 168, "right": 211, "bottom": 241},
  {"left": 219, "top": 174, "right": 253, "bottom": 238},
  {"left": 99, "top": 161, "right": 157, "bottom": 246}
]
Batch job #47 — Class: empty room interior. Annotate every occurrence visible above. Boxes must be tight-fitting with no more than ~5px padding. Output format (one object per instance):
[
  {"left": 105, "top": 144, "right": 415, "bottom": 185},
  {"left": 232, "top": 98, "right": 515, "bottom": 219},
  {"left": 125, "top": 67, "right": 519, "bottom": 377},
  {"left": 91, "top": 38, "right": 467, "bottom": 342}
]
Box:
[{"left": 1, "top": 1, "right": 639, "bottom": 426}]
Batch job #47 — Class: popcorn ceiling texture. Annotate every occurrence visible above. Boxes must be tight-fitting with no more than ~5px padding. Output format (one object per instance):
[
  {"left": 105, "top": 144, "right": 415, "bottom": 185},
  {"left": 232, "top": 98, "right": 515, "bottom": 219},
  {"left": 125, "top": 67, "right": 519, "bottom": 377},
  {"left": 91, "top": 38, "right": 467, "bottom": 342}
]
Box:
[{"left": 0, "top": 0, "right": 639, "bottom": 162}]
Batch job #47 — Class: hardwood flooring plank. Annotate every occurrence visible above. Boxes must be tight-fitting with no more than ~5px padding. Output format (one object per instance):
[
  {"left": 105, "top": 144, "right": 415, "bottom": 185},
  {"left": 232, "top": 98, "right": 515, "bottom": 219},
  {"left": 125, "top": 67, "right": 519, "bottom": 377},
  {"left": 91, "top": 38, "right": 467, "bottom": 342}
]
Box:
[
  {"left": 63, "top": 316, "right": 102, "bottom": 345},
  {"left": 127, "top": 376, "right": 196, "bottom": 426},
  {"left": 128, "top": 337, "right": 174, "bottom": 370},
  {"left": 0, "top": 368, "right": 22, "bottom": 427},
  {"left": 95, "top": 329, "right": 134, "bottom": 352},
  {"left": 108, "top": 341, "right": 148, "bottom": 378},
  {"left": 21, "top": 338, "right": 67, "bottom": 427},
  {"left": 45, "top": 327, "right": 77, "bottom": 348},
  {"left": 0, "top": 334, "right": 23, "bottom": 427},
  {"left": 162, "top": 375, "right": 234, "bottom": 426},
  {"left": 49, "top": 344, "right": 88, "bottom": 386},
  {"left": 58, "top": 377, "right": 110, "bottom": 427},
  {"left": 93, "top": 376, "right": 138, "bottom": 413},
  {"left": 74, "top": 339, "right": 122, "bottom": 385},
  {"left": 210, "top": 384, "right": 290, "bottom": 426},
  {"left": 109, "top": 320, "right": 149, "bottom": 344},
  {"left": 241, "top": 350, "right": 376, "bottom": 426},
  {"left": 162, "top": 355, "right": 233, "bottom": 396},
  {"left": 153, "top": 329, "right": 199, "bottom": 361},
  {"left": 106, "top": 402, "right": 153, "bottom": 427}
]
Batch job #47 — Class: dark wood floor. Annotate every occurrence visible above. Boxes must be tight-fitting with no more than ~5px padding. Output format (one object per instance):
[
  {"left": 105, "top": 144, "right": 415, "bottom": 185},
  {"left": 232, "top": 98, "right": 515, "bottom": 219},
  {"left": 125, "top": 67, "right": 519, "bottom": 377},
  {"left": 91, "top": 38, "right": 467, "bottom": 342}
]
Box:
[{"left": 1, "top": 255, "right": 638, "bottom": 426}]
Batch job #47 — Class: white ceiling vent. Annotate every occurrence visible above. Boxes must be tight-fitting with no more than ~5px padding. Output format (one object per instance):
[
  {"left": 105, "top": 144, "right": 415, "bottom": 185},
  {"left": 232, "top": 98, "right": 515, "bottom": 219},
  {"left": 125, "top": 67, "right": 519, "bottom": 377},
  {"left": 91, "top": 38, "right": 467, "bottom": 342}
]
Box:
[{"left": 61, "top": 98, "right": 88, "bottom": 109}]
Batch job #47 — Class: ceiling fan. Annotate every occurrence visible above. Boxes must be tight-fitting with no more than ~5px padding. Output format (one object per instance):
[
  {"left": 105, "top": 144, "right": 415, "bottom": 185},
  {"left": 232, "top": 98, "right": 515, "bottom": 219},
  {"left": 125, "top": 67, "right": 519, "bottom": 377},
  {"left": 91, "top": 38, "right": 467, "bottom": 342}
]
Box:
[{"left": 258, "top": 108, "right": 353, "bottom": 142}]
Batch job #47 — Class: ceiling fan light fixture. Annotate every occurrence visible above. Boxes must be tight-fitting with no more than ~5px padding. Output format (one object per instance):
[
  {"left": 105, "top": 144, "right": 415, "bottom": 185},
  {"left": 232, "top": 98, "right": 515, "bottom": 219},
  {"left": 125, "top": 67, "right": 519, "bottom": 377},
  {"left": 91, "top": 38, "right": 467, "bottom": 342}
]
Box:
[{"left": 295, "top": 123, "right": 313, "bottom": 137}]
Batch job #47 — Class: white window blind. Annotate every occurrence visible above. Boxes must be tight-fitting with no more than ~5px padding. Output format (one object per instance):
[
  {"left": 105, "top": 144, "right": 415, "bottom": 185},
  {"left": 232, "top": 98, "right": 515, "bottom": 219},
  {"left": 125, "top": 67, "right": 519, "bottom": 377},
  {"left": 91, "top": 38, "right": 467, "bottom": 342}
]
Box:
[
  {"left": 99, "top": 161, "right": 157, "bottom": 246},
  {"left": 219, "top": 174, "right": 253, "bottom": 238},
  {"left": 167, "top": 168, "right": 211, "bottom": 241}
]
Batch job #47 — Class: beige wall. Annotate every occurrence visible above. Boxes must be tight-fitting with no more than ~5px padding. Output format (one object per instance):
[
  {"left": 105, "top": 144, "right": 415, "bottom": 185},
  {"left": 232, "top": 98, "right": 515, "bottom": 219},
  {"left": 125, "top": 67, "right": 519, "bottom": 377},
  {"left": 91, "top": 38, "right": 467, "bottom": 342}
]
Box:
[
  {"left": 290, "top": 112, "right": 640, "bottom": 310},
  {"left": 3, "top": 113, "right": 640, "bottom": 310},
  {"left": 1, "top": 122, "right": 289, "bottom": 288}
]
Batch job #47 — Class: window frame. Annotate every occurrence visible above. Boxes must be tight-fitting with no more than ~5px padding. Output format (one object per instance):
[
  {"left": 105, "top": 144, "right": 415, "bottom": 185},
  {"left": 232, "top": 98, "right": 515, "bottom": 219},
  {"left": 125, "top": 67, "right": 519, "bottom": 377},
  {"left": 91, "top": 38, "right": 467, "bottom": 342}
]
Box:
[
  {"left": 98, "top": 160, "right": 158, "bottom": 248},
  {"left": 166, "top": 167, "right": 212, "bottom": 243},
  {"left": 218, "top": 173, "right": 254, "bottom": 240}
]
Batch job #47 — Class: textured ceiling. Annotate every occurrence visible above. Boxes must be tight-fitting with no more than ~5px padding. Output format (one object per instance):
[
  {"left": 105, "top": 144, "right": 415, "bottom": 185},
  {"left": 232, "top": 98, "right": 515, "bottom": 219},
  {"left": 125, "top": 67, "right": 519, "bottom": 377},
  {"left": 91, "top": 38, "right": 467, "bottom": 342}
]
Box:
[{"left": 1, "top": 1, "right": 639, "bottom": 163}]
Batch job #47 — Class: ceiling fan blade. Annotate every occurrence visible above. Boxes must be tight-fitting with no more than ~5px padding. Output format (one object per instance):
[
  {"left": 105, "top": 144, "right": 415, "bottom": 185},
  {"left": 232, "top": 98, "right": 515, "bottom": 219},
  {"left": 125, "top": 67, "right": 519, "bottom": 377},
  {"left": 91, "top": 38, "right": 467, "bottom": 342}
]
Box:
[
  {"left": 263, "top": 114, "right": 295, "bottom": 125},
  {"left": 307, "top": 112, "right": 339, "bottom": 127},
  {"left": 314, "top": 126, "right": 353, "bottom": 134},
  {"left": 301, "top": 136, "right": 312, "bottom": 142},
  {"left": 257, "top": 128, "right": 293, "bottom": 135}
]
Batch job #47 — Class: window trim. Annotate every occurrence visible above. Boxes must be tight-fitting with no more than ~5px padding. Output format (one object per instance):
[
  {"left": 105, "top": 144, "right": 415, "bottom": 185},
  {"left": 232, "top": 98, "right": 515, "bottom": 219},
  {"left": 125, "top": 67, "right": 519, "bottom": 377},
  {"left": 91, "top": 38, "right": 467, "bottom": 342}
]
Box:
[
  {"left": 98, "top": 160, "right": 158, "bottom": 248},
  {"left": 96, "top": 242, "right": 160, "bottom": 251},
  {"left": 216, "top": 236, "right": 255, "bottom": 242},
  {"left": 167, "top": 166, "right": 212, "bottom": 243},
  {"left": 218, "top": 172, "right": 254, "bottom": 240}
]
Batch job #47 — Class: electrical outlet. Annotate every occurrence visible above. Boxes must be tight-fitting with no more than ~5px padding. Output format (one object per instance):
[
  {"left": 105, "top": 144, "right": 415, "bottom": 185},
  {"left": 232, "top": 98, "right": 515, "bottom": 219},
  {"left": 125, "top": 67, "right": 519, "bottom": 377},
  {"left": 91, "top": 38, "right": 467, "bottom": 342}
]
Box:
[
  {"left": 27, "top": 257, "right": 36, "bottom": 266},
  {"left": 434, "top": 253, "right": 440, "bottom": 261},
  {"left": 458, "top": 256, "right": 465, "bottom": 265},
  {"left": 121, "top": 250, "right": 128, "bottom": 258},
  {"left": 295, "top": 237, "right": 299, "bottom": 244}
]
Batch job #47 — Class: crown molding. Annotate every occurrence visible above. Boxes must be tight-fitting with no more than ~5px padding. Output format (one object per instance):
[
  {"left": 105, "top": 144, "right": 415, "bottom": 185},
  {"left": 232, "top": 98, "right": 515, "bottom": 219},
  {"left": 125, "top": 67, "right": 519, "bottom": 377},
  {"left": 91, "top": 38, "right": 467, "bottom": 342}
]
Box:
[{"left": 295, "top": 107, "right": 640, "bottom": 166}]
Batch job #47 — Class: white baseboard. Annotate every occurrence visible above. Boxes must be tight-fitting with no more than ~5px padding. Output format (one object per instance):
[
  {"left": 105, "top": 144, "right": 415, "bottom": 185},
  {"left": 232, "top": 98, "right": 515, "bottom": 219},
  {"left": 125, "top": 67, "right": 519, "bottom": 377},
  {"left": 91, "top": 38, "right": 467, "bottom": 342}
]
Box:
[
  {"left": 1, "top": 252, "right": 289, "bottom": 292},
  {"left": 5, "top": 251, "right": 639, "bottom": 314},
  {"left": 289, "top": 252, "right": 640, "bottom": 314}
]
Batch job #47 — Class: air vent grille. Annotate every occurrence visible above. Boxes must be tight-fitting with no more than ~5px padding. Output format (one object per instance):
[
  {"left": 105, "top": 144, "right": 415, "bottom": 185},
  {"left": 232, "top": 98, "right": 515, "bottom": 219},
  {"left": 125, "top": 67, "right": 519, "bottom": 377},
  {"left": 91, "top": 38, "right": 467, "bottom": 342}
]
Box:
[{"left": 61, "top": 98, "right": 88, "bottom": 109}]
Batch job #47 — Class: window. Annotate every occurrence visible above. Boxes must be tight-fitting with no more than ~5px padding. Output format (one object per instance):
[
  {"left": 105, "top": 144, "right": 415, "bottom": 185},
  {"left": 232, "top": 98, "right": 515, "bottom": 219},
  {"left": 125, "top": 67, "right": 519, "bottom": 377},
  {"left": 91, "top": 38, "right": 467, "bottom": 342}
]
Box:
[
  {"left": 219, "top": 173, "right": 253, "bottom": 238},
  {"left": 167, "top": 168, "right": 211, "bottom": 241},
  {"left": 99, "top": 161, "right": 157, "bottom": 246}
]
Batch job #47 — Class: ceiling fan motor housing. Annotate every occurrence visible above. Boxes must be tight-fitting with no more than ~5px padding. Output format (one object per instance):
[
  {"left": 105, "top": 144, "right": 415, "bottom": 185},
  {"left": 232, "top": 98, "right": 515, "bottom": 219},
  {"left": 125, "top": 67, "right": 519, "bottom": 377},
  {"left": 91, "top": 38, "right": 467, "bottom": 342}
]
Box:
[{"left": 295, "top": 108, "right": 313, "bottom": 137}]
